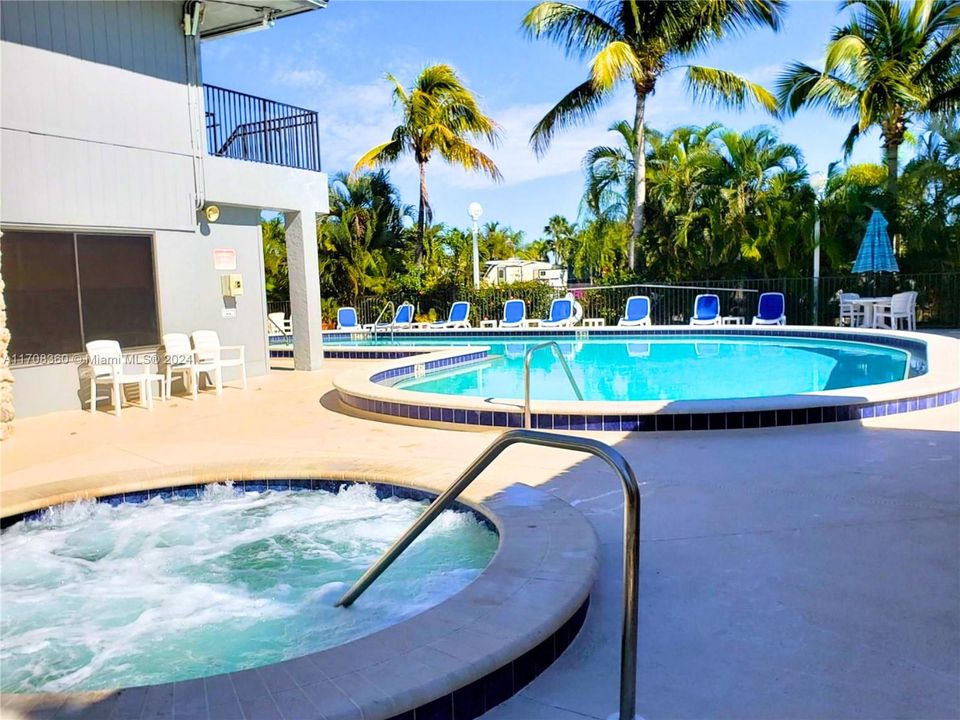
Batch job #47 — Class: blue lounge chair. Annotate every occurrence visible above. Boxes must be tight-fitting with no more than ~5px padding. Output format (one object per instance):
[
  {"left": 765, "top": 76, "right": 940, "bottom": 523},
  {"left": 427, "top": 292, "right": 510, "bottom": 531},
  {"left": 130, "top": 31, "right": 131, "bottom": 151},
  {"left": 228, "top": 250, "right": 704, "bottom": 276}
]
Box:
[
  {"left": 542, "top": 297, "right": 576, "bottom": 327},
  {"left": 500, "top": 299, "right": 526, "bottom": 329},
  {"left": 432, "top": 301, "right": 471, "bottom": 329},
  {"left": 377, "top": 302, "right": 414, "bottom": 329},
  {"left": 618, "top": 295, "right": 652, "bottom": 326},
  {"left": 337, "top": 307, "right": 361, "bottom": 330},
  {"left": 752, "top": 292, "right": 786, "bottom": 325},
  {"left": 689, "top": 294, "right": 721, "bottom": 326}
]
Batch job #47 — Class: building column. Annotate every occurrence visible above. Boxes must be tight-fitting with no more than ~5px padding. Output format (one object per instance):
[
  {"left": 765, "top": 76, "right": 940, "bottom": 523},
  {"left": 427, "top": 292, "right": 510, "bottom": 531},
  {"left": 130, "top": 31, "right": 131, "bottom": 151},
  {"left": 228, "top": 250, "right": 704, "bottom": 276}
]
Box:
[
  {"left": 0, "top": 231, "right": 13, "bottom": 439},
  {"left": 283, "top": 209, "right": 323, "bottom": 371}
]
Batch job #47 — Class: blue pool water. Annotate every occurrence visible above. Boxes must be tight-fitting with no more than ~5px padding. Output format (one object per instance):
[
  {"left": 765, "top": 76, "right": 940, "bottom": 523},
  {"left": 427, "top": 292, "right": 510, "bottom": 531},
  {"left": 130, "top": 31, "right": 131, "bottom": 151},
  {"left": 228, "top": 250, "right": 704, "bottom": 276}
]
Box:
[
  {"left": 364, "top": 335, "right": 911, "bottom": 401},
  {"left": 0, "top": 484, "right": 497, "bottom": 692}
]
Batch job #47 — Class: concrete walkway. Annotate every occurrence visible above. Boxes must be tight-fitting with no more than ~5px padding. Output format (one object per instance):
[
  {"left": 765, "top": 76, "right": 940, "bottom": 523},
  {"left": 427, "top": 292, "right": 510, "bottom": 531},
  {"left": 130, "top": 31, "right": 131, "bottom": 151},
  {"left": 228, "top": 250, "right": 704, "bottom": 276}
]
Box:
[{"left": 2, "top": 362, "right": 958, "bottom": 719}]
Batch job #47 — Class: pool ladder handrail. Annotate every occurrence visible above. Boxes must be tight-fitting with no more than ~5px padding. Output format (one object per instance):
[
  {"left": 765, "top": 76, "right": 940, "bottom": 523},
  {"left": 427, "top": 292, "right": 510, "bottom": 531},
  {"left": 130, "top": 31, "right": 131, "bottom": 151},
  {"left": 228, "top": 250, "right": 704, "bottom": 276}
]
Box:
[
  {"left": 335, "top": 428, "right": 641, "bottom": 720},
  {"left": 524, "top": 341, "right": 584, "bottom": 429},
  {"left": 369, "top": 301, "right": 396, "bottom": 343}
]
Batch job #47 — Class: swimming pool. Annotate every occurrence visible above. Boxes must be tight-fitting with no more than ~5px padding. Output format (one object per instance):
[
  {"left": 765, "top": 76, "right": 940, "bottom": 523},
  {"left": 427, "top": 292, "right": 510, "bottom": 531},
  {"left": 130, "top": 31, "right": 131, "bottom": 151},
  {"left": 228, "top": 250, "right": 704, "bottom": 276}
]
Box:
[
  {"left": 331, "top": 327, "right": 960, "bottom": 431},
  {"left": 0, "top": 483, "right": 497, "bottom": 693},
  {"left": 387, "top": 335, "right": 910, "bottom": 401}
]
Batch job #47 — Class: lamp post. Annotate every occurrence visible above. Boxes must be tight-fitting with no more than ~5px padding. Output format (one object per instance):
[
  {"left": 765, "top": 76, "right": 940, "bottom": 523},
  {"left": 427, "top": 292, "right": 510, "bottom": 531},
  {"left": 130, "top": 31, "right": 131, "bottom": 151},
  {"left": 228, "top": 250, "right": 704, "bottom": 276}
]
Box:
[
  {"left": 468, "top": 202, "right": 483, "bottom": 289},
  {"left": 810, "top": 173, "right": 827, "bottom": 325}
]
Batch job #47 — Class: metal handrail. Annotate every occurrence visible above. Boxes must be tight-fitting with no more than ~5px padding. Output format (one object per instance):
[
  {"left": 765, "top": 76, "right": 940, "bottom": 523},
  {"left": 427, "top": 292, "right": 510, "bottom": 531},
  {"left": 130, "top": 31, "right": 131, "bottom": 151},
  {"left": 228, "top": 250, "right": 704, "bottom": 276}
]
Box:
[
  {"left": 335, "top": 428, "right": 640, "bottom": 720},
  {"left": 524, "top": 341, "right": 584, "bottom": 429},
  {"left": 369, "top": 301, "right": 395, "bottom": 342}
]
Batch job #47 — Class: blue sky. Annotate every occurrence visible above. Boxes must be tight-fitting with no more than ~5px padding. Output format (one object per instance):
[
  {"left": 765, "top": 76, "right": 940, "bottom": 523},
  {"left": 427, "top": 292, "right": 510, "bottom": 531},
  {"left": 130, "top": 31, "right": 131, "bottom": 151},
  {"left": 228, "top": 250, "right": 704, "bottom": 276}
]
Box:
[{"left": 202, "top": 0, "right": 889, "bottom": 241}]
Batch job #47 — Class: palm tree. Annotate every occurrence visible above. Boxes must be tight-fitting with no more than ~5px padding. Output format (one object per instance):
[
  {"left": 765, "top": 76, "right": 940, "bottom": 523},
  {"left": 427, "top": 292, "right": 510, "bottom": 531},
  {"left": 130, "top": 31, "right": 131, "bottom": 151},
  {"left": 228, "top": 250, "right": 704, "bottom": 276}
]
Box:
[
  {"left": 582, "top": 120, "right": 637, "bottom": 221},
  {"left": 644, "top": 124, "right": 722, "bottom": 272},
  {"left": 354, "top": 64, "right": 503, "bottom": 263},
  {"left": 261, "top": 217, "right": 289, "bottom": 301},
  {"left": 777, "top": 0, "right": 960, "bottom": 202},
  {"left": 707, "top": 127, "right": 809, "bottom": 261},
  {"left": 542, "top": 215, "right": 576, "bottom": 266},
  {"left": 522, "top": 0, "right": 785, "bottom": 270},
  {"left": 318, "top": 170, "right": 414, "bottom": 303}
]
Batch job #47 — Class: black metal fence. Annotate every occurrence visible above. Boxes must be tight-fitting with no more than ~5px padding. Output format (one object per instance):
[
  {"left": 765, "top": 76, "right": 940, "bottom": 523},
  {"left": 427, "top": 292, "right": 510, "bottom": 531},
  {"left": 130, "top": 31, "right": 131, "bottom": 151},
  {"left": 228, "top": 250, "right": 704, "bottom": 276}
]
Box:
[
  {"left": 204, "top": 84, "right": 321, "bottom": 172},
  {"left": 268, "top": 272, "right": 959, "bottom": 329}
]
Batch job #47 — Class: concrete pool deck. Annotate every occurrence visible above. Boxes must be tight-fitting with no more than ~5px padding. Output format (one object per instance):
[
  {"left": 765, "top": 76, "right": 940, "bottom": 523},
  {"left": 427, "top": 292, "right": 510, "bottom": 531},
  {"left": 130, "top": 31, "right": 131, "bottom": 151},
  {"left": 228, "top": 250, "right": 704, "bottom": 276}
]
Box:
[{"left": 1, "top": 360, "right": 959, "bottom": 719}]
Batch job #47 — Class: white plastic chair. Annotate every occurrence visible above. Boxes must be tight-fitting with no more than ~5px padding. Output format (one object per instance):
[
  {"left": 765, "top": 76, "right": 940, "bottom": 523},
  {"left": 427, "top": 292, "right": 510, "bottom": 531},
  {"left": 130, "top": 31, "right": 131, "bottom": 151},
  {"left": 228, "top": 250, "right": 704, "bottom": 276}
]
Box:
[
  {"left": 837, "top": 292, "right": 863, "bottom": 327},
  {"left": 874, "top": 291, "right": 917, "bottom": 331},
  {"left": 267, "top": 312, "right": 291, "bottom": 336},
  {"left": 161, "top": 333, "right": 222, "bottom": 400},
  {"left": 191, "top": 330, "right": 246, "bottom": 392},
  {"left": 85, "top": 340, "right": 164, "bottom": 416}
]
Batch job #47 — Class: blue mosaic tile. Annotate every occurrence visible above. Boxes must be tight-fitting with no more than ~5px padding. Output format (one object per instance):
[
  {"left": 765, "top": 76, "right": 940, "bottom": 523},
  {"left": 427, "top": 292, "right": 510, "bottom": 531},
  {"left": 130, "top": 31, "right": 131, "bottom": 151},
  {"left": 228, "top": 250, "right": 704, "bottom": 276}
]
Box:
[
  {"left": 493, "top": 412, "right": 507, "bottom": 427},
  {"left": 586, "top": 415, "right": 604, "bottom": 431},
  {"left": 674, "top": 414, "right": 692, "bottom": 431},
  {"left": 709, "top": 413, "right": 727, "bottom": 430},
  {"left": 636, "top": 416, "right": 655, "bottom": 432},
  {"left": 655, "top": 414, "right": 675, "bottom": 432},
  {"left": 480, "top": 411, "right": 494, "bottom": 426},
  {"left": 267, "top": 479, "right": 290, "bottom": 491},
  {"left": 569, "top": 415, "right": 586, "bottom": 431},
  {"left": 602, "top": 416, "right": 621, "bottom": 431},
  {"left": 553, "top": 414, "right": 569, "bottom": 430}
]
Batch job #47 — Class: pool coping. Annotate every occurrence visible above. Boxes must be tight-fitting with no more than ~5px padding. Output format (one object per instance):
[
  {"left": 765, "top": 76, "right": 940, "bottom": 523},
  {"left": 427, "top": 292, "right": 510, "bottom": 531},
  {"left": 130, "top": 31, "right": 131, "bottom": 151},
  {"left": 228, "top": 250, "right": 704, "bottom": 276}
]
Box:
[
  {"left": 0, "top": 466, "right": 599, "bottom": 720},
  {"left": 331, "top": 326, "right": 960, "bottom": 431}
]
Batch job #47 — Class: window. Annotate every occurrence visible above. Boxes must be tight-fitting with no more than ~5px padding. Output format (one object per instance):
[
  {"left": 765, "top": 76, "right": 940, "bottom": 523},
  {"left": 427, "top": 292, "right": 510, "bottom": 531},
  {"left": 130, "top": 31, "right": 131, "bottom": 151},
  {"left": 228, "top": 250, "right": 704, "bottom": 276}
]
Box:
[{"left": 3, "top": 230, "right": 159, "bottom": 359}]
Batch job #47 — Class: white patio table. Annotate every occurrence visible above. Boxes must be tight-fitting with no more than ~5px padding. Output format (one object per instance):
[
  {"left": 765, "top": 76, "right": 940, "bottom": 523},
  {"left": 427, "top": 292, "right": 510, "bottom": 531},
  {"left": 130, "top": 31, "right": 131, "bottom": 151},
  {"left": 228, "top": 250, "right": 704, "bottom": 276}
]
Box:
[{"left": 850, "top": 297, "right": 892, "bottom": 328}]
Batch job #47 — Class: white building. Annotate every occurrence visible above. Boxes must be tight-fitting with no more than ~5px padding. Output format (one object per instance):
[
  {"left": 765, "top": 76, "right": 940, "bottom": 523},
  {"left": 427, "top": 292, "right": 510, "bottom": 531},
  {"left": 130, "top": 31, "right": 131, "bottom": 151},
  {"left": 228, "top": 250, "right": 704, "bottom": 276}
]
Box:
[{"left": 0, "top": 0, "right": 330, "bottom": 418}]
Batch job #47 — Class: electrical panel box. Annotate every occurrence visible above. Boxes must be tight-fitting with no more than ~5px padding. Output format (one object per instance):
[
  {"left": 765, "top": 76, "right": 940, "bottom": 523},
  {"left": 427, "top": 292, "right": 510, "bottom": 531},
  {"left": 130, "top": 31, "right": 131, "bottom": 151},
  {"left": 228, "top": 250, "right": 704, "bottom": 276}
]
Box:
[{"left": 221, "top": 273, "right": 244, "bottom": 297}]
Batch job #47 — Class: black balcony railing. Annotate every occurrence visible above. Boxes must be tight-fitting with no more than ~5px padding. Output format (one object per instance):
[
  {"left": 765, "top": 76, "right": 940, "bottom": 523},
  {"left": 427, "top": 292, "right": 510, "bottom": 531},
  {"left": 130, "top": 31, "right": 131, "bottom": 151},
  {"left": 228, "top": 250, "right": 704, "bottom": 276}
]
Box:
[{"left": 203, "top": 84, "right": 321, "bottom": 172}]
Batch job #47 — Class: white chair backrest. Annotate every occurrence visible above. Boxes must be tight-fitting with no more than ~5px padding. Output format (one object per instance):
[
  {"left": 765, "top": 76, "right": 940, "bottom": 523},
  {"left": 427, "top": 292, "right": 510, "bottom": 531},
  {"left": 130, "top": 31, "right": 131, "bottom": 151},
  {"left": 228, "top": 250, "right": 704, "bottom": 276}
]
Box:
[
  {"left": 86, "top": 340, "right": 123, "bottom": 379},
  {"left": 839, "top": 292, "right": 860, "bottom": 307},
  {"left": 191, "top": 330, "right": 222, "bottom": 363},
  {"left": 163, "top": 333, "right": 193, "bottom": 366},
  {"left": 891, "top": 292, "right": 913, "bottom": 313},
  {"left": 267, "top": 312, "right": 287, "bottom": 331}
]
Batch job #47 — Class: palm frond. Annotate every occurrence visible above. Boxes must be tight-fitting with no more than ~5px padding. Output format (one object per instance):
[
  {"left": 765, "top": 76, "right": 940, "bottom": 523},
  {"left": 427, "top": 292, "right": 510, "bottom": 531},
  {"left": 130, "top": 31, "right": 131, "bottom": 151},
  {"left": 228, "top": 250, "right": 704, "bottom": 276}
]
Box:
[
  {"left": 521, "top": 2, "right": 621, "bottom": 59},
  {"left": 353, "top": 137, "right": 405, "bottom": 174},
  {"left": 590, "top": 40, "right": 642, "bottom": 91},
  {"left": 530, "top": 77, "right": 609, "bottom": 156},
  {"left": 685, "top": 65, "right": 779, "bottom": 113}
]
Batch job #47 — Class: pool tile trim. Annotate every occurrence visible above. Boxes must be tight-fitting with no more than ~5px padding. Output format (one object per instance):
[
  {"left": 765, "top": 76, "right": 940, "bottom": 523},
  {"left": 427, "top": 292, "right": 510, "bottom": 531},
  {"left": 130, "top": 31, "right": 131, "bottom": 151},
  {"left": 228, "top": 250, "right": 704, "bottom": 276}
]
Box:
[
  {"left": 331, "top": 327, "right": 960, "bottom": 432},
  {"left": 0, "top": 477, "right": 598, "bottom": 720}
]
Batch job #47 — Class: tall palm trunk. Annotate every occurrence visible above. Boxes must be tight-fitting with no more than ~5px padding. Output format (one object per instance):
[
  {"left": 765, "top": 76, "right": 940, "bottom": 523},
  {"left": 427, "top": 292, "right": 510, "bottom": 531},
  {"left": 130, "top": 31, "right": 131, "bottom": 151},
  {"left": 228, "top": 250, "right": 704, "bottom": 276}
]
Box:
[
  {"left": 884, "top": 138, "right": 900, "bottom": 202},
  {"left": 630, "top": 91, "right": 647, "bottom": 272},
  {"left": 417, "top": 160, "right": 429, "bottom": 265}
]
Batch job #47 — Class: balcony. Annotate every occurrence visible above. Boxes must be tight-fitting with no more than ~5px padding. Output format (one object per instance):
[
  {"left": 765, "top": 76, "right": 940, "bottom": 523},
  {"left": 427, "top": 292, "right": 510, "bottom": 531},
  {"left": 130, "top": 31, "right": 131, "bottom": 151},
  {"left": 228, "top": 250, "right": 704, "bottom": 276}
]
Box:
[{"left": 203, "top": 84, "right": 321, "bottom": 173}]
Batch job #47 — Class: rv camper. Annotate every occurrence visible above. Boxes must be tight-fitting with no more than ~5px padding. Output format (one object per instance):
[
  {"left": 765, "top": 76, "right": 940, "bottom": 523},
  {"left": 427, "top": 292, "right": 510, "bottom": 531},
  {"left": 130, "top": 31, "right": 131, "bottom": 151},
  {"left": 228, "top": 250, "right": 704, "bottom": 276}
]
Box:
[{"left": 483, "top": 259, "right": 567, "bottom": 289}]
